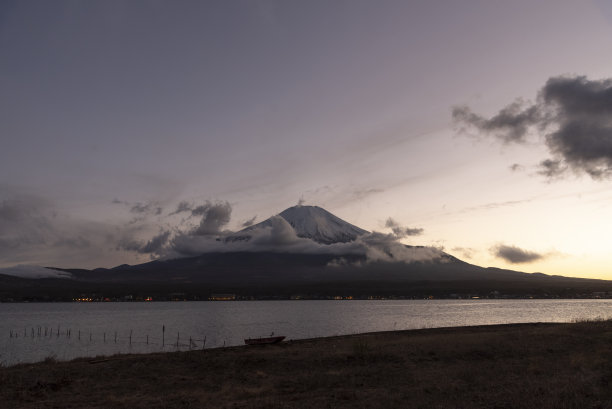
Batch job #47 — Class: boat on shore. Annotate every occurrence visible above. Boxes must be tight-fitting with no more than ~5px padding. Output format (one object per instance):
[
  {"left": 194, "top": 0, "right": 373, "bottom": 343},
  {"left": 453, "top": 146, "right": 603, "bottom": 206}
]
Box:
[{"left": 244, "top": 335, "right": 285, "bottom": 345}]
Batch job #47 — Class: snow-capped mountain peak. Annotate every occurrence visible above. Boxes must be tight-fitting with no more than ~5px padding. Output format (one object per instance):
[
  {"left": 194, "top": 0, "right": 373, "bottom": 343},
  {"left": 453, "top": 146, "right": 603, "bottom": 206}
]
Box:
[
  {"left": 229, "top": 205, "right": 368, "bottom": 244},
  {"left": 278, "top": 205, "right": 367, "bottom": 244}
]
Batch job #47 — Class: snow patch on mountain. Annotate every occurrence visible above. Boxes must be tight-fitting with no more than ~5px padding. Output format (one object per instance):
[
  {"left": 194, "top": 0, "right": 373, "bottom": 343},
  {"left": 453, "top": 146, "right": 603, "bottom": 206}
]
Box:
[{"left": 0, "top": 265, "right": 73, "bottom": 279}]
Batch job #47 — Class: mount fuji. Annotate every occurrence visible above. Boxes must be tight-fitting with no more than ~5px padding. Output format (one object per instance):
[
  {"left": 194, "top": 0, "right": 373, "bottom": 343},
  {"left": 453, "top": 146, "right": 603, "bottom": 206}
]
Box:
[{"left": 2, "top": 205, "right": 611, "bottom": 300}]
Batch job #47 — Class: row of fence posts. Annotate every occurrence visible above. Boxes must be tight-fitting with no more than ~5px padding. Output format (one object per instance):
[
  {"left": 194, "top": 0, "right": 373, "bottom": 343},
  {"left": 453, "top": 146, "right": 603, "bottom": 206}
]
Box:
[{"left": 8, "top": 325, "right": 209, "bottom": 350}]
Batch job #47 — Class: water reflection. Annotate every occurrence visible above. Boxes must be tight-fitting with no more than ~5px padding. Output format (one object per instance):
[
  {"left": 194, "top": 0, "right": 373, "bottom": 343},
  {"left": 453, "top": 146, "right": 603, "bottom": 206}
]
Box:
[{"left": 1, "top": 299, "right": 611, "bottom": 366}]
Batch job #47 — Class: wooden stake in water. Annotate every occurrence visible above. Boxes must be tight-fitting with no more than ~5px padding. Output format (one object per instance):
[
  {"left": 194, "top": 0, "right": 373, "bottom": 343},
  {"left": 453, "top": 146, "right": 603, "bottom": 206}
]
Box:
[
  {"left": 202, "top": 336, "right": 206, "bottom": 350},
  {"left": 129, "top": 330, "right": 132, "bottom": 345},
  {"left": 114, "top": 331, "right": 117, "bottom": 343},
  {"left": 162, "top": 325, "right": 165, "bottom": 348}
]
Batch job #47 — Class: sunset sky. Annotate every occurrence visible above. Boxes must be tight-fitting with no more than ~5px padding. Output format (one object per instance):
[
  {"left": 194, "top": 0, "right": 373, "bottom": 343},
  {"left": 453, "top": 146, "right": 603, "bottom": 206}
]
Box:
[{"left": 2, "top": 1, "right": 612, "bottom": 279}]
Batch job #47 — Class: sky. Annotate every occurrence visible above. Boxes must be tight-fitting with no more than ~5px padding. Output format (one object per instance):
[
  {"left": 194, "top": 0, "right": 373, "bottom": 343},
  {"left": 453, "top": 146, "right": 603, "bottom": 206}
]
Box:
[{"left": 2, "top": 0, "right": 612, "bottom": 279}]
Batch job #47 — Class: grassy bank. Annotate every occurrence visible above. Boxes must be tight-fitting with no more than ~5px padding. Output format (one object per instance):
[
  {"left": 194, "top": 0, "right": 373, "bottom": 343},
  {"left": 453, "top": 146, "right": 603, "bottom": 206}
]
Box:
[{"left": 2, "top": 321, "right": 612, "bottom": 408}]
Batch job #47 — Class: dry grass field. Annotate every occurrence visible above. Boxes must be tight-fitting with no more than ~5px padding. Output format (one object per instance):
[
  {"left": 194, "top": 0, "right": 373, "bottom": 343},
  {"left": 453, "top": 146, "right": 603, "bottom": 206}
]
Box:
[{"left": 2, "top": 320, "right": 612, "bottom": 408}]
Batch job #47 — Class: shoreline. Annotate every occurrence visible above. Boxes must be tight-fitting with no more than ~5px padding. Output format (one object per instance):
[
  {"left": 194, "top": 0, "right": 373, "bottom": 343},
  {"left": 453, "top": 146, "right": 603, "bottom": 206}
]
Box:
[
  {"left": 0, "top": 321, "right": 578, "bottom": 368},
  {"left": 3, "top": 294, "right": 612, "bottom": 303},
  {"left": 3, "top": 320, "right": 612, "bottom": 408}
]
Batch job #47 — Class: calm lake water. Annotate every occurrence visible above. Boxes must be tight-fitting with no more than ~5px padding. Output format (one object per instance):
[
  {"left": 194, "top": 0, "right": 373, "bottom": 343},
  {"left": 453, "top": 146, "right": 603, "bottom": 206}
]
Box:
[{"left": 1, "top": 299, "right": 611, "bottom": 366}]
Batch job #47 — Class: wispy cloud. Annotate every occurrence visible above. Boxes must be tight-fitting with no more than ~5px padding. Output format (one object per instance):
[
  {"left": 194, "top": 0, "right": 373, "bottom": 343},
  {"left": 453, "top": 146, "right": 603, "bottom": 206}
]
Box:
[
  {"left": 0, "top": 192, "right": 122, "bottom": 267},
  {"left": 453, "top": 100, "right": 540, "bottom": 144},
  {"left": 384, "top": 217, "right": 424, "bottom": 238},
  {"left": 491, "top": 244, "right": 545, "bottom": 264},
  {"left": 451, "top": 246, "right": 476, "bottom": 260},
  {"left": 112, "top": 199, "right": 164, "bottom": 217},
  {"left": 241, "top": 216, "right": 257, "bottom": 227},
  {"left": 509, "top": 163, "right": 524, "bottom": 172},
  {"left": 191, "top": 201, "right": 232, "bottom": 236}
]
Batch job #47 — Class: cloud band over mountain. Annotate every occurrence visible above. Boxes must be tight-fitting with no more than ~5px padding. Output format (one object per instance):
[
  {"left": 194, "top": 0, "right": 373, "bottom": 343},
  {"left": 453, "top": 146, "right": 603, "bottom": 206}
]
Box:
[{"left": 165, "top": 206, "right": 443, "bottom": 265}]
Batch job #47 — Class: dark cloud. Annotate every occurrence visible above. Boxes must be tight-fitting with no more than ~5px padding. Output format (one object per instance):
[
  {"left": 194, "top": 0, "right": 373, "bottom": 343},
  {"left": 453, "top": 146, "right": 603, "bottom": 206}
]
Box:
[
  {"left": 384, "top": 217, "right": 424, "bottom": 238},
  {"left": 492, "top": 244, "right": 544, "bottom": 264},
  {"left": 119, "top": 230, "right": 172, "bottom": 255},
  {"left": 509, "top": 163, "right": 524, "bottom": 172},
  {"left": 537, "top": 159, "right": 567, "bottom": 179},
  {"left": 398, "top": 227, "right": 424, "bottom": 237},
  {"left": 116, "top": 237, "right": 142, "bottom": 253},
  {"left": 192, "top": 201, "right": 232, "bottom": 236},
  {"left": 140, "top": 231, "right": 171, "bottom": 254},
  {"left": 191, "top": 205, "right": 208, "bottom": 216},
  {"left": 453, "top": 75, "right": 612, "bottom": 180},
  {"left": 241, "top": 216, "right": 257, "bottom": 227},
  {"left": 452, "top": 100, "right": 540, "bottom": 144},
  {"left": 53, "top": 236, "right": 92, "bottom": 249},
  {"left": 351, "top": 188, "right": 385, "bottom": 201},
  {"left": 541, "top": 76, "right": 612, "bottom": 179},
  {"left": 170, "top": 201, "right": 193, "bottom": 215},
  {"left": 130, "top": 202, "right": 162, "bottom": 215},
  {"left": 0, "top": 192, "right": 129, "bottom": 267},
  {"left": 112, "top": 199, "right": 163, "bottom": 216},
  {"left": 0, "top": 196, "right": 57, "bottom": 254},
  {"left": 451, "top": 246, "right": 475, "bottom": 259},
  {"left": 0, "top": 196, "right": 50, "bottom": 223},
  {"left": 115, "top": 200, "right": 234, "bottom": 258}
]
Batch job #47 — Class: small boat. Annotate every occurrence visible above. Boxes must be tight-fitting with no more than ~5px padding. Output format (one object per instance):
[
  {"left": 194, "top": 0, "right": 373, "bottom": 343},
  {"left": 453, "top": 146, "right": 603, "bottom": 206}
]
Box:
[{"left": 244, "top": 333, "right": 285, "bottom": 345}]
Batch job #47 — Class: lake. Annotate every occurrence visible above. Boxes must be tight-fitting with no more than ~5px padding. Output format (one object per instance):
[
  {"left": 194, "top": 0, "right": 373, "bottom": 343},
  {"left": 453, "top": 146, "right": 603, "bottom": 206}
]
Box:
[{"left": 1, "top": 299, "right": 611, "bottom": 366}]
